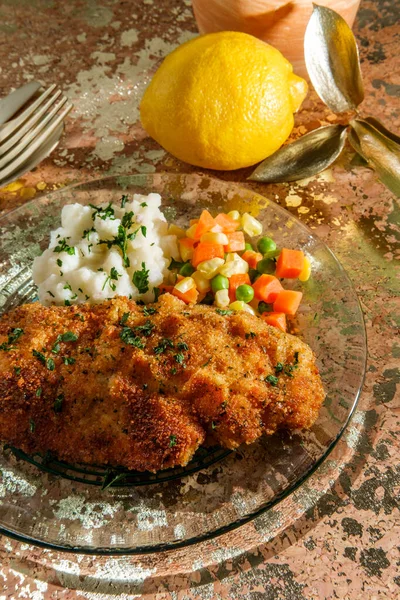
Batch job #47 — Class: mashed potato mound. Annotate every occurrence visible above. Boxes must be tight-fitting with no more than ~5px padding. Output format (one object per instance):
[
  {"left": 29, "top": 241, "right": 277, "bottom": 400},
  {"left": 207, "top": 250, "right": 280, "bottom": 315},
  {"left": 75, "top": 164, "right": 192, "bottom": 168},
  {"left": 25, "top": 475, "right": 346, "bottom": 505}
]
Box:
[{"left": 32, "top": 193, "right": 179, "bottom": 305}]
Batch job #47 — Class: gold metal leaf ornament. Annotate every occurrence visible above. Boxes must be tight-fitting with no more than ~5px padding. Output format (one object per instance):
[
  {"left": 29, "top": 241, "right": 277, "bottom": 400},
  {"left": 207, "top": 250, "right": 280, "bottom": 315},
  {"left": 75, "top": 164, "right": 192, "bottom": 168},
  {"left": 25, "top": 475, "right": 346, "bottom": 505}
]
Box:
[
  {"left": 349, "top": 119, "right": 400, "bottom": 197},
  {"left": 304, "top": 4, "right": 364, "bottom": 113},
  {"left": 248, "top": 125, "right": 347, "bottom": 183}
]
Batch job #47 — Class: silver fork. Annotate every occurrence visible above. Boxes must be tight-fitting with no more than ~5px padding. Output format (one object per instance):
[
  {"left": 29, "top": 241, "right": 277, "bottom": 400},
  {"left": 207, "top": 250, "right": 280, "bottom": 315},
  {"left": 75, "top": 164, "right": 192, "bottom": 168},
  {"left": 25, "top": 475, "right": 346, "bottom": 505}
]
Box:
[{"left": 0, "top": 83, "right": 73, "bottom": 187}]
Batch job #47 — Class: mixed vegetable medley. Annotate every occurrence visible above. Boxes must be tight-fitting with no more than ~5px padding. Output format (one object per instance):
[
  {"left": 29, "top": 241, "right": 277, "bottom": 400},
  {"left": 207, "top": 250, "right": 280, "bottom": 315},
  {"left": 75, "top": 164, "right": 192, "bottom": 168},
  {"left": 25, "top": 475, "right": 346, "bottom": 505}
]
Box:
[{"left": 162, "top": 209, "right": 311, "bottom": 333}]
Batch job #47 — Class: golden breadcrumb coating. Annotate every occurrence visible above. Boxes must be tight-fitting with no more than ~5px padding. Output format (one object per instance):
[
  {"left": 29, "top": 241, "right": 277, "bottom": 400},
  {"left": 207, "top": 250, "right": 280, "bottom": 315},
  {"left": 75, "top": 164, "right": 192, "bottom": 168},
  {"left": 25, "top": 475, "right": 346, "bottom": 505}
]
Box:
[{"left": 0, "top": 294, "right": 325, "bottom": 471}]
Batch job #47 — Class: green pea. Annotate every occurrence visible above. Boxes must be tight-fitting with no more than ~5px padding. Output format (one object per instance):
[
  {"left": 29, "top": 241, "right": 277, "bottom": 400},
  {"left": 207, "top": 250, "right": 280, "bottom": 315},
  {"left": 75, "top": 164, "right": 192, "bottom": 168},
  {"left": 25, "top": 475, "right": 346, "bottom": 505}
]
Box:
[
  {"left": 258, "top": 301, "right": 271, "bottom": 314},
  {"left": 257, "top": 257, "right": 276, "bottom": 274},
  {"left": 257, "top": 237, "right": 277, "bottom": 255},
  {"left": 211, "top": 274, "right": 229, "bottom": 293},
  {"left": 249, "top": 268, "right": 260, "bottom": 283},
  {"left": 236, "top": 284, "right": 254, "bottom": 303},
  {"left": 179, "top": 262, "right": 195, "bottom": 277},
  {"left": 244, "top": 242, "right": 253, "bottom": 252}
]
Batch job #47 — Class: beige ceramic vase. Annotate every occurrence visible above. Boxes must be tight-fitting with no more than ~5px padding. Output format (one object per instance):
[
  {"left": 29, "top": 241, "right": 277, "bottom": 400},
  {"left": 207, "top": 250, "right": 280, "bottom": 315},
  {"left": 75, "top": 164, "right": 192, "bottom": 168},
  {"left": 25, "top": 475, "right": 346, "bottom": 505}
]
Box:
[{"left": 191, "top": 0, "right": 361, "bottom": 77}]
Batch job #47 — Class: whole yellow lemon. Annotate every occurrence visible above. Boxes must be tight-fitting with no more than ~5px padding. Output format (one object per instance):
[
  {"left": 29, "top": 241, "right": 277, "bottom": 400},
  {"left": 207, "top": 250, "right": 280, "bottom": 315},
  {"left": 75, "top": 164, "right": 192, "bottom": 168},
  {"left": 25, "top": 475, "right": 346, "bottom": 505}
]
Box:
[{"left": 140, "top": 31, "right": 308, "bottom": 171}]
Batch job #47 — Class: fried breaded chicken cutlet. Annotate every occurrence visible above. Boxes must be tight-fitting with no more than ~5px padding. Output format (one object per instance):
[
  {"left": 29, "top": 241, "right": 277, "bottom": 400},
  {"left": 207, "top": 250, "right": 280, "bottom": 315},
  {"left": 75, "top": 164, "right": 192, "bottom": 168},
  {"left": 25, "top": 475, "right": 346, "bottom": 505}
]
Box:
[{"left": 0, "top": 294, "right": 325, "bottom": 471}]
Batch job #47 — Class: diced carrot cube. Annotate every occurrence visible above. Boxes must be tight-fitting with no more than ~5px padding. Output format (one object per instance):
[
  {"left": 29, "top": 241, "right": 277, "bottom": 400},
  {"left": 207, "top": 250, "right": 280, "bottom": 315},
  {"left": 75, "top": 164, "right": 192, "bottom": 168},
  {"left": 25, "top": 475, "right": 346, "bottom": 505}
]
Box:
[
  {"left": 224, "top": 231, "right": 245, "bottom": 252},
  {"left": 273, "top": 290, "right": 303, "bottom": 315},
  {"left": 191, "top": 242, "right": 225, "bottom": 268},
  {"left": 242, "top": 250, "right": 263, "bottom": 269},
  {"left": 252, "top": 274, "right": 283, "bottom": 303},
  {"left": 172, "top": 286, "right": 199, "bottom": 304},
  {"left": 275, "top": 248, "right": 305, "bottom": 279},
  {"left": 261, "top": 312, "right": 287, "bottom": 332},
  {"left": 194, "top": 210, "right": 216, "bottom": 239},
  {"left": 214, "top": 213, "right": 240, "bottom": 233},
  {"left": 159, "top": 284, "right": 174, "bottom": 294},
  {"left": 229, "top": 273, "right": 251, "bottom": 302}
]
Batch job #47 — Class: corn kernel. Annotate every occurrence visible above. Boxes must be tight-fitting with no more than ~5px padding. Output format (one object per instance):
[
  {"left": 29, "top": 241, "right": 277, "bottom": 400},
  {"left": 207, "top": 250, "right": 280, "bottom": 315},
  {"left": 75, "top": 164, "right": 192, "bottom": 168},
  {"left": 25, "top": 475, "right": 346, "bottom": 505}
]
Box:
[
  {"left": 219, "top": 254, "right": 249, "bottom": 277},
  {"left": 200, "top": 231, "right": 229, "bottom": 245},
  {"left": 179, "top": 240, "right": 195, "bottom": 262},
  {"left": 298, "top": 256, "right": 311, "bottom": 282},
  {"left": 241, "top": 213, "right": 263, "bottom": 237},
  {"left": 227, "top": 210, "right": 240, "bottom": 222},
  {"left": 174, "top": 277, "right": 196, "bottom": 294},
  {"left": 168, "top": 224, "right": 186, "bottom": 239},
  {"left": 229, "top": 301, "right": 256, "bottom": 315},
  {"left": 192, "top": 270, "right": 211, "bottom": 293},
  {"left": 197, "top": 257, "right": 225, "bottom": 279},
  {"left": 186, "top": 224, "right": 198, "bottom": 239},
  {"left": 215, "top": 288, "right": 230, "bottom": 308}
]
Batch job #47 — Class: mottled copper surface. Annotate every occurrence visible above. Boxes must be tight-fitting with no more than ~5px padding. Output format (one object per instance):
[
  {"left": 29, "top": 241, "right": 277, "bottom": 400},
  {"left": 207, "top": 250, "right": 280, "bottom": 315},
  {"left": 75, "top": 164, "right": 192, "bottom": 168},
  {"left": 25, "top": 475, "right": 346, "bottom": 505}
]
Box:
[{"left": 0, "top": 0, "right": 399, "bottom": 598}]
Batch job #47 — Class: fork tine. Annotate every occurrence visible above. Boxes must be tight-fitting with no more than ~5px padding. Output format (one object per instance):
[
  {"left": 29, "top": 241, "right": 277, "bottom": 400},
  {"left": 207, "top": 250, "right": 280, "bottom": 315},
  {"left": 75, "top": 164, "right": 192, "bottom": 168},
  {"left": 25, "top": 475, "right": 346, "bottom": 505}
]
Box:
[
  {"left": 0, "top": 95, "right": 68, "bottom": 167},
  {"left": 0, "top": 123, "right": 64, "bottom": 189},
  {"left": 0, "top": 89, "right": 62, "bottom": 157},
  {"left": 0, "top": 102, "right": 73, "bottom": 181},
  {"left": 0, "top": 83, "right": 56, "bottom": 143}
]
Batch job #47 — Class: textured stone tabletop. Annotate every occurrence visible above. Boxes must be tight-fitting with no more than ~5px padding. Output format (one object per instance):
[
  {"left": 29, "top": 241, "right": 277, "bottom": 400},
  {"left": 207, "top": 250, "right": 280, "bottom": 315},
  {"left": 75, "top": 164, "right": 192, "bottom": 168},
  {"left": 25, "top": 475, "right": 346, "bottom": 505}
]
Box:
[{"left": 0, "top": 0, "right": 399, "bottom": 598}]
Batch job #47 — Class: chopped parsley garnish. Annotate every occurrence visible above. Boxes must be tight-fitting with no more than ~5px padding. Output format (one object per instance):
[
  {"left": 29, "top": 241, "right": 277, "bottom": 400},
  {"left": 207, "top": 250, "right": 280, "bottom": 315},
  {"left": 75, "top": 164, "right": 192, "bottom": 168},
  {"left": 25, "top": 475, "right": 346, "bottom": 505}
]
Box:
[
  {"left": 89, "top": 202, "right": 115, "bottom": 221},
  {"left": 120, "top": 327, "right": 145, "bottom": 349},
  {"left": 154, "top": 338, "right": 174, "bottom": 355},
  {"left": 36, "top": 387, "right": 42, "bottom": 397},
  {"left": 32, "top": 349, "right": 46, "bottom": 364},
  {"left": 143, "top": 306, "right": 157, "bottom": 316},
  {"left": 265, "top": 374, "right": 279, "bottom": 387},
  {"left": 133, "top": 262, "right": 150, "bottom": 294},
  {"left": 215, "top": 308, "right": 233, "bottom": 316},
  {"left": 169, "top": 434, "right": 177, "bottom": 448},
  {"left": 174, "top": 352, "right": 185, "bottom": 365},
  {"left": 60, "top": 331, "right": 79, "bottom": 342},
  {"left": 140, "top": 226, "right": 147, "bottom": 238},
  {"left": 83, "top": 227, "right": 95, "bottom": 240},
  {"left": 211, "top": 421, "right": 218, "bottom": 430},
  {"left": 140, "top": 202, "right": 147, "bottom": 207},
  {"left": 134, "top": 320, "right": 154, "bottom": 337},
  {"left": 46, "top": 358, "right": 55, "bottom": 371},
  {"left": 153, "top": 287, "right": 161, "bottom": 302},
  {"left": 120, "top": 312, "right": 130, "bottom": 325},
  {"left": 101, "top": 469, "right": 127, "bottom": 490},
  {"left": 170, "top": 367, "right": 177, "bottom": 375},
  {"left": 177, "top": 341, "right": 188, "bottom": 351},
  {"left": 168, "top": 258, "right": 184, "bottom": 271},
  {"left": 63, "top": 356, "right": 76, "bottom": 365},
  {"left": 64, "top": 300, "right": 71, "bottom": 306},
  {"left": 274, "top": 357, "right": 299, "bottom": 378},
  {"left": 53, "top": 237, "right": 75, "bottom": 255},
  {"left": 121, "top": 194, "right": 129, "bottom": 208},
  {"left": 98, "top": 215, "right": 136, "bottom": 267},
  {"left": 102, "top": 266, "right": 121, "bottom": 291},
  {"left": 56, "top": 259, "right": 63, "bottom": 267},
  {"left": 53, "top": 394, "right": 64, "bottom": 413},
  {"left": 52, "top": 341, "right": 61, "bottom": 354},
  {"left": 0, "top": 327, "right": 24, "bottom": 351},
  {"left": 121, "top": 211, "right": 135, "bottom": 230},
  {"left": 47, "top": 290, "right": 55, "bottom": 298},
  {"left": 245, "top": 332, "right": 257, "bottom": 339},
  {"left": 63, "top": 282, "right": 72, "bottom": 291},
  {"left": 29, "top": 419, "right": 35, "bottom": 433},
  {"left": 14, "top": 367, "right": 21, "bottom": 375}
]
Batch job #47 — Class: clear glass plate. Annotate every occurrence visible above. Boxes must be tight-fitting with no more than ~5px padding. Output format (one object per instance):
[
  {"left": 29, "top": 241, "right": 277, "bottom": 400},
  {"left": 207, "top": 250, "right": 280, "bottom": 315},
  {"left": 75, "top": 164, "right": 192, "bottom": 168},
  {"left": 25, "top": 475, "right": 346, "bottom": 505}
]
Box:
[{"left": 0, "top": 173, "right": 366, "bottom": 554}]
